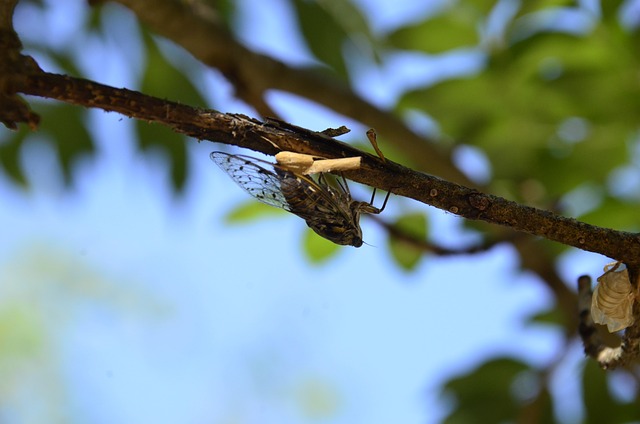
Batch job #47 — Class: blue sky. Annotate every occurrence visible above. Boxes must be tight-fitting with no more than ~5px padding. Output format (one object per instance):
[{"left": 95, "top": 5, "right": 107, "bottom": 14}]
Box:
[{"left": 0, "top": 1, "right": 615, "bottom": 423}]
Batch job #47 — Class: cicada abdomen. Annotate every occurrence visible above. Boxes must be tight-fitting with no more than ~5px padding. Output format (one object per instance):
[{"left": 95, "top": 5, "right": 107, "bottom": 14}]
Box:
[{"left": 591, "top": 261, "right": 637, "bottom": 332}]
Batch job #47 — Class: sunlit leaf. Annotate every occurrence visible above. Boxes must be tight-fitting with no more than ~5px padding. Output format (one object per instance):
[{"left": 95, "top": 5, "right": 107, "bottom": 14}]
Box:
[
  {"left": 295, "top": 378, "right": 341, "bottom": 419},
  {"left": 387, "top": 213, "right": 427, "bottom": 271},
  {"left": 303, "top": 228, "right": 341, "bottom": 263},
  {"left": 224, "top": 200, "right": 287, "bottom": 223},
  {"left": 400, "top": 23, "right": 639, "bottom": 203},
  {"left": 580, "top": 196, "right": 640, "bottom": 231},
  {"left": 0, "top": 305, "right": 44, "bottom": 359},
  {"left": 388, "top": 10, "right": 478, "bottom": 53},
  {"left": 515, "top": 0, "right": 579, "bottom": 19}
]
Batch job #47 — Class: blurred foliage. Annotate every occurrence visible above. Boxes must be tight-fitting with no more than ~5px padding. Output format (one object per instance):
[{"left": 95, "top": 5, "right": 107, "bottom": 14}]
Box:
[
  {"left": 4, "top": 0, "right": 640, "bottom": 422},
  {"left": 224, "top": 199, "right": 288, "bottom": 223},
  {"left": 441, "top": 357, "right": 552, "bottom": 423},
  {"left": 0, "top": 103, "right": 94, "bottom": 188},
  {"left": 135, "top": 32, "right": 209, "bottom": 193},
  {"left": 295, "top": 378, "right": 342, "bottom": 419},
  {"left": 582, "top": 360, "right": 640, "bottom": 423},
  {"left": 291, "top": 0, "right": 380, "bottom": 78},
  {"left": 0, "top": 244, "right": 166, "bottom": 423},
  {"left": 387, "top": 212, "right": 428, "bottom": 271},
  {"left": 303, "top": 227, "right": 341, "bottom": 263}
]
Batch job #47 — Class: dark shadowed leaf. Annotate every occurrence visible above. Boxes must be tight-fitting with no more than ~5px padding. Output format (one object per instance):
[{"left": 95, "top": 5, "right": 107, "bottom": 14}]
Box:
[
  {"left": 135, "top": 121, "right": 188, "bottom": 193},
  {"left": 582, "top": 360, "right": 640, "bottom": 423},
  {"left": 41, "top": 105, "right": 95, "bottom": 187},
  {"left": 0, "top": 130, "right": 28, "bottom": 187},
  {"left": 600, "top": 0, "right": 626, "bottom": 23},
  {"left": 291, "top": 0, "right": 351, "bottom": 78},
  {"left": 140, "top": 32, "right": 207, "bottom": 106},
  {"left": 441, "top": 358, "right": 531, "bottom": 423},
  {"left": 134, "top": 32, "right": 209, "bottom": 193},
  {"left": 525, "top": 306, "right": 566, "bottom": 327}
]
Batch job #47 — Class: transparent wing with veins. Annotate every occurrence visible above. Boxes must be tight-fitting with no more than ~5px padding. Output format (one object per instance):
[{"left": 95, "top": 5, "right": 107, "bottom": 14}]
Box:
[{"left": 210, "top": 151, "right": 294, "bottom": 211}]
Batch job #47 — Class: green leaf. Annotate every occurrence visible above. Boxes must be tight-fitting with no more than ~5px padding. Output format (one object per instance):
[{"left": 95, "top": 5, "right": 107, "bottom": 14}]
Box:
[
  {"left": 135, "top": 121, "right": 188, "bottom": 193},
  {"left": 582, "top": 360, "right": 640, "bottom": 423},
  {"left": 140, "top": 31, "right": 207, "bottom": 107},
  {"left": 580, "top": 196, "right": 640, "bottom": 231},
  {"left": 525, "top": 306, "right": 566, "bottom": 327},
  {"left": 600, "top": 0, "right": 625, "bottom": 23},
  {"left": 291, "top": 0, "right": 350, "bottom": 78},
  {"left": 0, "top": 103, "right": 94, "bottom": 189},
  {"left": 465, "top": 0, "right": 500, "bottom": 17},
  {"left": 303, "top": 228, "right": 341, "bottom": 264},
  {"left": 0, "top": 130, "right": 28, "bottom": 187},
  {"left": 388, "top": 9, "right": 479, "bottom": 53},
  {"left": 387, "top": 213, "right": 427, "bottom": 271},
  {"left": 41, "top": 105, "right": 95, "bottom": 187},
  {"left": 515, "top": 0, "right": 579, "bottom": 18},
  {"left": 132, "top": 31, "right": 212, "bottom": 193},
  {"left": 224, "top": 200, "right": 286, "bottom": 223},
  {"left": 399, "top": 24, "right": 640, "bottom": 202},
  {"left": 442, "top": 357, "right": 531, "bottom": 423}
]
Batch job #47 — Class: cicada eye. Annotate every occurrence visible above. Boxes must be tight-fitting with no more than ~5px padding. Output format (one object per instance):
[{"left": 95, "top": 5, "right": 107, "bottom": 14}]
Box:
[{"left": 591, "top": 261, "right": 636, "bottom": 332}]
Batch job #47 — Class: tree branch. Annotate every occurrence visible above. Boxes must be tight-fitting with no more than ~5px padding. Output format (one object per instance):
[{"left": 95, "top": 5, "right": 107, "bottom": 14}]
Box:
[
  {"left": 102, "top": 0, "right": 581, "bottom": 325},
  {"left": 110, "top": 0, "right": 473, "bottom": 186},
  {"left": 6, "top": 70, "right": 640, "bottom": 265},
  {"left": 0, "top": 0, "right": 39, "bottom": 129}
]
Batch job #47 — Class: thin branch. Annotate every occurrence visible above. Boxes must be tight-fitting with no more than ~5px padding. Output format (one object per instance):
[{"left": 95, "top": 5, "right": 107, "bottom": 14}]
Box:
[
  {"left": 368, "top": 214, "right": 506, "bottom": 256},
  {"left": 6, "top": 70, "right": 640, "bottom": 265}
]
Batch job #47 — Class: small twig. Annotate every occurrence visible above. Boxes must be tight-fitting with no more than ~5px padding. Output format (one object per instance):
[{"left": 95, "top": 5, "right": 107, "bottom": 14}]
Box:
[{"left": 366, "top": 128, "right": 386, "bottom": 163}]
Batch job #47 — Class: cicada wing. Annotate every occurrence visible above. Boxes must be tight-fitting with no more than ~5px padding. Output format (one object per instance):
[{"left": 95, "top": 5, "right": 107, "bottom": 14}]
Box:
[
  {"left": 211, "top": 152, "right": 292, "bottom": 212},
  {"left": 211, "top": 150, "right": 385, "bottom": 247}
]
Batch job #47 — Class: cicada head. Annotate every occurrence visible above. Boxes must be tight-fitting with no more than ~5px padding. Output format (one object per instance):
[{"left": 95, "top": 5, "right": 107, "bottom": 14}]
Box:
[{"left": 591, "top": 261, "right": 637, "bottom": 332}]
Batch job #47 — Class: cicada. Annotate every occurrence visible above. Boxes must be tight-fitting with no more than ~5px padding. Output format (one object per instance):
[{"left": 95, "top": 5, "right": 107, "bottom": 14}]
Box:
[
  {"left": 591, "top": 261, "right": 637, "bottom": 332},
  {"left": 210, "top": 151, "right": 388, "bottom": 247}
]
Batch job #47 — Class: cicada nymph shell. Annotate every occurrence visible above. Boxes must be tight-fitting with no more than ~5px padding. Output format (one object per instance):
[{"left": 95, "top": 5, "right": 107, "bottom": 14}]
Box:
[{"left": 591, "top": 261, "right": 636, "bottom": 332}]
